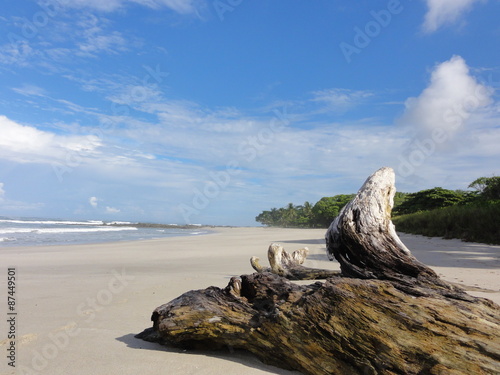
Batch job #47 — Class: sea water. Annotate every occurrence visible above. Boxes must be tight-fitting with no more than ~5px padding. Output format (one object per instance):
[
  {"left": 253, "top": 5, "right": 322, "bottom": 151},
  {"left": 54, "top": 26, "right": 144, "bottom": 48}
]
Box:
[{"left": 0, "top": 217, "right": 210, "bottom": 247}]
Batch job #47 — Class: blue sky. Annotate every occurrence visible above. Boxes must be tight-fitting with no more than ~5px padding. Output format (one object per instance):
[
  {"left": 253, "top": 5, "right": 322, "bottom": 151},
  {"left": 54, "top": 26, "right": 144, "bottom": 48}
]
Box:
[{"left": 0, "top": 0, "right": 499, "bottom": 226}]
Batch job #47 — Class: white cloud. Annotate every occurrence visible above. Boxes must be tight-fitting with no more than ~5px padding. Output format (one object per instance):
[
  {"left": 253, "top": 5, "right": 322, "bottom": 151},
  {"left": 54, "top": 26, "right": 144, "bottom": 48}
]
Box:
[
  {"left": 106, "top": 206, "right": 121, "bottom": 213},
  {"left": 394, "top": 56, "right": 499, "bottom": 189},
  {"left": 12, "top": 84, "right": 48, "bottom": 97},
  {"left": 0, "top": 13, "right": 135, "bottom": 68},
  {"left": 75, "top": 15, "right": 129, "bottom": 56},
  {"left": 422, "top": 0, "right": 485, "bottom": 33},
  {"left": 399, "top": 55, "right": 492, "bottom": 137},
  {"left": 78, "top": 31, "right": 129, "bottom": 56},
  {"left": 0, "top": 40, "right": 35, "bottom": 66},
  {"left": 132, "top": 0, "right": 201, "bottom": 14},
  {"left": 53, "top": 0, "right": 202, "bottom": 15},
  {"left": 0, "top": 115, "right": 102, "bottom": 164},
  {"left": 311, "top": 88, "right": 373, "bottom": 112},
  {"left": 0, "top": 183, "right": 5, "bottom": 201},
  {"left": 89, "top": 196, "right": 99, "bottom": 207}
]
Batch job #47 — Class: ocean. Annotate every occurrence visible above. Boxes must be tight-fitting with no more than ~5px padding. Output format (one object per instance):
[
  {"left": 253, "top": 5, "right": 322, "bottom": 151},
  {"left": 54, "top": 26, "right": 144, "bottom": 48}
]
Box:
[{"left": 0, "top": 217, "right": 211, "bottom": 247}]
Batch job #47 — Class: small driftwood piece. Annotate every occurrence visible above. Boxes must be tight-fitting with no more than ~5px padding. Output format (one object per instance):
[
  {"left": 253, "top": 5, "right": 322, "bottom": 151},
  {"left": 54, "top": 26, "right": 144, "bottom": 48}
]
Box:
[
  {"left": 137, "top": 167, "right": 500, "bottom": 375},
  {"left": 250, "top": 243, "right": 340, "bottom": 280}
]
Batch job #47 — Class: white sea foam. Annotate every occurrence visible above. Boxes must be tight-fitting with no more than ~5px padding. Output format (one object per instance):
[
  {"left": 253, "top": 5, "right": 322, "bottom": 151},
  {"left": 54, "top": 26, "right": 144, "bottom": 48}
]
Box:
[
  {"left": 0, "top": 228, "right": 37, "bottom": 234},
  {"left": 0, "top": 237, "right": 16, "bottom": 242},
  {"left": 35, "top": 227, "right": 138, "bottom": 234},
  {"left": 0, "top": 227, "right": 137, "bottom": 235},
  {"left": 0, "top": 217, "right": 208, "bottom": 247},
  {"left": 0, "top": 219, "right": 104, "bottom": 225}
]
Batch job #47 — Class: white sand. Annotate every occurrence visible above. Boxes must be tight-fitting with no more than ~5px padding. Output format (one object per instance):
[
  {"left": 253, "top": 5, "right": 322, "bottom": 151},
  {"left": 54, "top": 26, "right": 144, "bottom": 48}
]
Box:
[{"left": 1, "top": 227, "right": 499, "bottom": 375}]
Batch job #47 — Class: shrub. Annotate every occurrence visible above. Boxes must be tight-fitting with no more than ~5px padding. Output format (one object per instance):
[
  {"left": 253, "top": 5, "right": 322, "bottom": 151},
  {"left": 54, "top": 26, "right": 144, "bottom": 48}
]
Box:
[{"left": 393, "top": 202, "right": 500, "bottom": 245}]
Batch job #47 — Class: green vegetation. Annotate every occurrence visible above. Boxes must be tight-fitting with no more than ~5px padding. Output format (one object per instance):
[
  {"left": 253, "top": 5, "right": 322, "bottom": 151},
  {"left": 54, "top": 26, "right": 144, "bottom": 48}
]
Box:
[
  {"left": 256, "top": 176, "right": 500, "bottom": 244},
  {"left": 468, "top": 176, "right": 500, "bottom": 200},
  {"left": 392, "top": 187, "right": 466, "bottom": 215},
  {"left": 392, "top": 202, "right": 500, "bottom": 244},
  {"left": 311, "top": 195, "right": 355, "bottom": 227},
  {"left": 255, "top": 195, "right": 354, "bottom": 228},
  {"left": 393, "top": 176, "right": 500, "bottom": 244}
]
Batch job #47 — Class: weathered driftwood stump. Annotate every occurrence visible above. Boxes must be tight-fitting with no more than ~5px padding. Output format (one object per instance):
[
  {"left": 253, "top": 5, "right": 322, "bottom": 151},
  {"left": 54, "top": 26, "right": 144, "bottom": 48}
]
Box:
[
  {"left": 137, "top": 167, "right": 500, "bottom": 375},
  {"left": 250, "top": 243, "right": 340, "bottom": 280}
]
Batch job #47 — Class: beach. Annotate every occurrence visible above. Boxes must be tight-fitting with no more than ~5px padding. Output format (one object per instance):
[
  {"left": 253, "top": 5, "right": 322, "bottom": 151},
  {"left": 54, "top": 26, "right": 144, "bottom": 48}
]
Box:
[{"left": 1, "top": 227, "right": 499, "bottom": 375}]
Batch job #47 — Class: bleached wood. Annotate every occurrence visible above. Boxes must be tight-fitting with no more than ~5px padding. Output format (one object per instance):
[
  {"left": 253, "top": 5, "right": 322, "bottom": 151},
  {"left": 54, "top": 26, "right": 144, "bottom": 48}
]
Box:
[{"left": 251, "top": 243, "right": 339, "bottom": 280}]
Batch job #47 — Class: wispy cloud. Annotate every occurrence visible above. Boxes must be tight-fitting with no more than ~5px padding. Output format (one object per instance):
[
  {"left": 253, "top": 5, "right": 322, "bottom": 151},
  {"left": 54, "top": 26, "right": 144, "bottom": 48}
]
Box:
[
  {"left": 310, "top": 88, "right": 373, "bottom": 112},
  {"left": 106, "top": 206, "right": 121, "bottom": 213},
  {"left": 0, "top": 183, "right": 5, "bottom": 201},
  {"left": 12, "top": 84, "right": 48, "bottom": 97},
  {"left": 49, "top": 0, "right": 204, "bottom": 15},
  {"left": 75, "top": 14, "right": 130, "bottom": 56},
  {"left": 132, "top": 0, "right": 204, "bottom": 14},
  {"left": 0, "top": 13, "right": 134, "bottom": 68},
  {"left": 0, "top": 200, "right": 45, "bottom": 212},
  {"left": 0, "top": 40, "right": 35, "bottom": 66},
  {"left": 78, "top": 31, "right": 129, "bottom": 56},
  {"left": 422, "top": 0, "right": 485, "bottom": 33}
]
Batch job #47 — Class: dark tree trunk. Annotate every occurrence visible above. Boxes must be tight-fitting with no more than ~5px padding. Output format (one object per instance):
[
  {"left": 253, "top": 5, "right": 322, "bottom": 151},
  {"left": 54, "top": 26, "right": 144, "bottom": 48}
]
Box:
[{"left": 137, "top": 167, "right": 500, "bottom": 375}]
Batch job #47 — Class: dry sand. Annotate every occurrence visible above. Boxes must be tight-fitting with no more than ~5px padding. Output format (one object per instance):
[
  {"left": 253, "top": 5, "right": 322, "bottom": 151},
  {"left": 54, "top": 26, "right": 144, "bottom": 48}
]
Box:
[{"left": 1, "top": 227, "right": 499, "bottom": 375}]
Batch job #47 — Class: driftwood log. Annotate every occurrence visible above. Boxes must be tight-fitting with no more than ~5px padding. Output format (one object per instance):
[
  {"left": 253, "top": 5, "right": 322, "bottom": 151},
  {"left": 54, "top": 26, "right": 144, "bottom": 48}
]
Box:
[
  {"left": 250, "top": 243, "right": 341, "bottom": 280},
  {"left": 137, "top": 167, "right": 500, "bottom": 375}
]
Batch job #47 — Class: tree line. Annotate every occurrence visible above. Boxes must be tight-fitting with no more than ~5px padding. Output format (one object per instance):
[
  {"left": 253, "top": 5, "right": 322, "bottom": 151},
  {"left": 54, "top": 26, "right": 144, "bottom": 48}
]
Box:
[
  {"left": 255, "top": 176, "right": 500, "bottom": 228},
  {"left": 255, "top": 195, "right": 355, "bottom": 228}
]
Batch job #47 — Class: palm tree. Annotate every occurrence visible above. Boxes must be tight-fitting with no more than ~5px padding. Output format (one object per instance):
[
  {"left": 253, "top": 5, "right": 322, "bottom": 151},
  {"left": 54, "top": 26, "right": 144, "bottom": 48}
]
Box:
[
  {"left": 299, "top": 201, "right": 314, "bottom": 227},
  {"left": 283, "top": 203, "right": 298, "bottom": 227}
]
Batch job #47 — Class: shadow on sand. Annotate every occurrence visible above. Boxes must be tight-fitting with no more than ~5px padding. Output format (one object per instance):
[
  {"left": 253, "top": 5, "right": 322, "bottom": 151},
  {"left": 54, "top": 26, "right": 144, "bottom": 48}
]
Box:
[
  {"left": 277, "top": 238, "right": 326, "bottom": 245},
  {"left": 116, "top": 333, "right": 302, "bottom": 375},
  {"left": 276, "top": 234, "right": 500, "bottom": 270},
  {"left": 398, "top": 233, "right": 500, "bottom": 270}
]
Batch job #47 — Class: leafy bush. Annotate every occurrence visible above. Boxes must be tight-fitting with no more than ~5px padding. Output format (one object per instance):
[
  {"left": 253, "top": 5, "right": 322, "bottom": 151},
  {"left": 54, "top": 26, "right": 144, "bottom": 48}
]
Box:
[
  {"left": 312, "top": 195, "right": 355, "bottom": 228},
  {"left": 393, "top": 202, "right": 500, "bottom": 245},
  {"left": 255, "top": 202, "right": 315, "bottom": 228},
  {"left": 393, "top": 187, "right": 465, "bottom": 215},
  {"left": 468, "top": 176, "right": 500, "bottom": 200}
]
